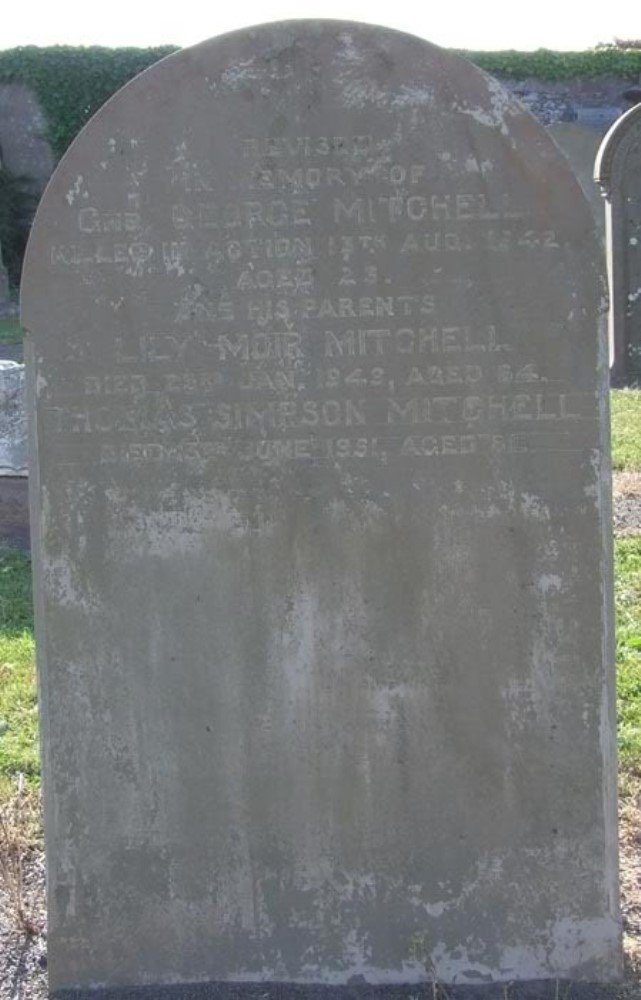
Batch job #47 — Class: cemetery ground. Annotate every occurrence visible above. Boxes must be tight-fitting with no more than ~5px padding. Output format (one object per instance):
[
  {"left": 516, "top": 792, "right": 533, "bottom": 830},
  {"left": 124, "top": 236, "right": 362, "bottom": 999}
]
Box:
[{"left": 0, "top": 390, "right": 639, "bottom": 999}]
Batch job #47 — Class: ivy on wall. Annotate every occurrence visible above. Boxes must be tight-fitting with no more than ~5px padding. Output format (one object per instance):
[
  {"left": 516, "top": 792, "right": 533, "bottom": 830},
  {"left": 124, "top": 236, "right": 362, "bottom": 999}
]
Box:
[
  {"left": 464, "top": 48, "right": 641, "bottom": 81},
  {"left": 0, "top": 45, "right": 641, "bottom": 160},
  {"left": 0, "top": 46, "right": 177, "bottom": 158}
]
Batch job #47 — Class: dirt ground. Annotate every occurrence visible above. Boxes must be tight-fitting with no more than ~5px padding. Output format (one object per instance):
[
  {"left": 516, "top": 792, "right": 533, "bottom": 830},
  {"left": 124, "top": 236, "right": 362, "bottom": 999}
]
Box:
[
  {"left": 613, "top": 472, "right": 641, "bottom": 537},
  {"left": 621, "top": 783, "right": 641, "bottom": 982}
]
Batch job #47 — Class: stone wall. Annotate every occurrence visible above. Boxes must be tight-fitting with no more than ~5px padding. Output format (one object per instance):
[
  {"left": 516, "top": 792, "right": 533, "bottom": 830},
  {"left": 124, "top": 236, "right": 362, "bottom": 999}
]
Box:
[{"left": 501, "top": 74, "right": 637, "bottom": 127}]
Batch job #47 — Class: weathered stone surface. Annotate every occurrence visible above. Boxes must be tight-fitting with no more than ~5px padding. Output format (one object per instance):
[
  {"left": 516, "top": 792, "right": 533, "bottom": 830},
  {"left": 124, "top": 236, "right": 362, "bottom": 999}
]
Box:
[
  {"left": 595, "top": 102, "right": 641, "bottom": 385},
  {"left": 21, "top": 21, "right": 619, "bottom": 995},
  {"left": 0, "top": 361, "right": 27, "bottom": 475}
]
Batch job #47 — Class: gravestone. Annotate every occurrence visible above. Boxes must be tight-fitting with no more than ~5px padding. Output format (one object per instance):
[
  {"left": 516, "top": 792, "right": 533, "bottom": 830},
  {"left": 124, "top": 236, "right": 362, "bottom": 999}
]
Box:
[
  {"left": 21, "top": 21, "right": 619, "bottom": 996},
  {"left": 595, "top": 102, "right": 641, "bottom": 385},
  {"left": 0, "top": 82, "right": 56, "bottom": 193},
  {"left": 0, "top": 360, "right": 29, "bottom": 550},
  {"left": 0, "top": 360, "right": 27, "bottom": 474}
]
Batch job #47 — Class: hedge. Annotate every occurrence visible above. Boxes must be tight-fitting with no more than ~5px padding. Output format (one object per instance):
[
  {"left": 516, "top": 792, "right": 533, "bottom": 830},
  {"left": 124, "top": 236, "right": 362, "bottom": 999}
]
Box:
[
  {"left": 1, "top": 45, "right": 641, "bottom": 159},
  {"left": 0, "top": 46, "right": 177, "bottom": 158},
  {"left": 464, "top": 48, "right": 641, "bottom": 81}
]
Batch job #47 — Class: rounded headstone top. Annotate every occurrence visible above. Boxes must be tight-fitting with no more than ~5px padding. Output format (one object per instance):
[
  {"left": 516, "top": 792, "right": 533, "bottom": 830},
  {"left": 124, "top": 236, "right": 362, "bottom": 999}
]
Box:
[
  {"left": 595, "top": 100, "right": 641, "bottom": 195},
  {"left": 21, "top": 18, "right": 604, "bottom": 379},
  {"left": 20, "top": 16, "right": 603, "bottom": 502}
]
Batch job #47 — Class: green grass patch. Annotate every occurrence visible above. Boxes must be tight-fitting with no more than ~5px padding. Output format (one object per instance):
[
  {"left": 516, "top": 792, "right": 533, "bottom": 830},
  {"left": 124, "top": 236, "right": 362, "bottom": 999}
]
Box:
[
  {"left": 611, "top": 389, "right": 641, "bottom": 471},
  {"left": 0, "top": 551, "right": 33, "bottom": 636},
  {"left": 0, "top": 318, "right": 22, "bottom": 345},
  {"left": 0, "top": 550, "right": 37, "bottom": 789},
  {"left": 616, "top": 537, "right": 641, "bottom": 774}
]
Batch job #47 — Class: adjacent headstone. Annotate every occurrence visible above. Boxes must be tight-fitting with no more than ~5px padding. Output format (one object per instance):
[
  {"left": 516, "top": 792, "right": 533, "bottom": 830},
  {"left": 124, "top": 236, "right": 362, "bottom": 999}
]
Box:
[
  {"left": 0, "top": 360, "right": 29, "bottom": 550},
  {"left": 21, "top": 21, "right": 619, "bottom": 996},
  {"left": 0, "top": 82, "right": 56, "bottom": 194},
  {"left": 0, "top": 360, "right": 27, "bottom": 475},
  {"left": 595, "top": 102, "right": 641, "bottom": 385}
]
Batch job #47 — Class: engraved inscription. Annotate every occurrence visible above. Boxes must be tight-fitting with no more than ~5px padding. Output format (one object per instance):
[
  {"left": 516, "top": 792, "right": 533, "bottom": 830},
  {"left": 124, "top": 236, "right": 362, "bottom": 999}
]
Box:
[{"left": 43, "top": 129, "right": 584, "bottom": 474}]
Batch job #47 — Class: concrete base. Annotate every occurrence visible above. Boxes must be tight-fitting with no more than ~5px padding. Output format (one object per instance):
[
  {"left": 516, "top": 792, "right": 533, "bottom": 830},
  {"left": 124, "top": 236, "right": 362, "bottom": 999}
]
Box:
[
  {"left": 0, "top": 343, "right": 24, "bottom": 364},
  {"left": 52, "top": 981, "right": 627, "bottom": 1000}
]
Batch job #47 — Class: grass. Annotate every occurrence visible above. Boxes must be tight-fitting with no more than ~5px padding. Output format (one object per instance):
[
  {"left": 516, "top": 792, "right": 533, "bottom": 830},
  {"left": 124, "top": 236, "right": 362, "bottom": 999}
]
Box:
[
  {"left": 0, "top": 550, "right": 39, "bottom": 936},
  {"left": 612, "top": 389, "right": 641, "bottom": 471},
  {"left": 0, "top": 318, "right": 22, "bottom": 345},
  {"left": 0, "top": 550, "right": 37, "bottom": 794},
  {"left": 617, "top": 536, "right": 641, "bottom": 773}
]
